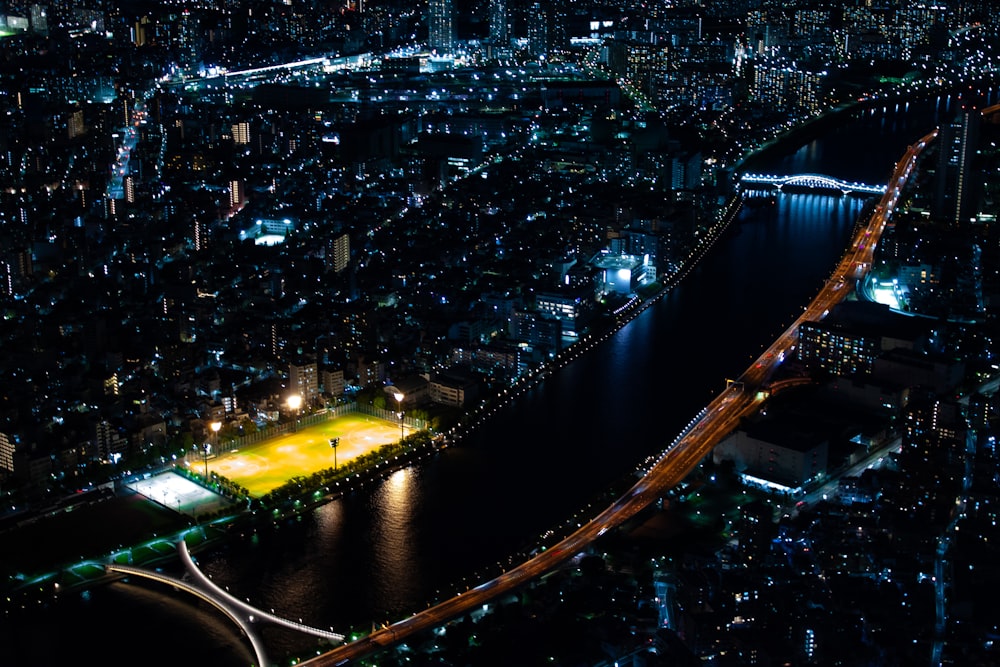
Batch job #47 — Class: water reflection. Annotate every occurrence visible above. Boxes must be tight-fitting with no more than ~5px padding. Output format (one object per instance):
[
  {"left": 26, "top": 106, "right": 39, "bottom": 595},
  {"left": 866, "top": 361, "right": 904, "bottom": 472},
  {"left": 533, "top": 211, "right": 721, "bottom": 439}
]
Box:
[{"left": 370, "top": 469, "right": 422, "bottom": 609}]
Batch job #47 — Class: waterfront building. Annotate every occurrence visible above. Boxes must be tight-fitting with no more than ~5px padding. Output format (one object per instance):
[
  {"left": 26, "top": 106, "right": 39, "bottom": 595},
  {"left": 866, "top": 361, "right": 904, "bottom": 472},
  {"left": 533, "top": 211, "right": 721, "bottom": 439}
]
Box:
[
  {"left": 429, "top": 371, "right": 479, "bottom": 407},
  {"left": 535, "top": 286, "right": 593, "bottom": 337},
  {"left": 592, "top": 253, "right": 648, "bottom": 295}
]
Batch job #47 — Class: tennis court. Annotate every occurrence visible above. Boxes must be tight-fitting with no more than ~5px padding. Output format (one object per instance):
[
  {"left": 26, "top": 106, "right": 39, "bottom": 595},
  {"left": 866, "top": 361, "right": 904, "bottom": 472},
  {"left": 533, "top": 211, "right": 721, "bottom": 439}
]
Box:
[{"left": 127, "top": 471, "right": 233, "bottom": 517}]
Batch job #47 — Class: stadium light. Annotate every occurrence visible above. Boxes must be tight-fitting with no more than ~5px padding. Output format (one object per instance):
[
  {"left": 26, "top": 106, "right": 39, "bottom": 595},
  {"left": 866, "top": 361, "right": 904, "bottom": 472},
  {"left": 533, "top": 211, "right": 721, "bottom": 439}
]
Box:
[
  {"left": 393, "top": 391, "right": 404, "bottom": 439},
  {"left": 330, "top": 437, "right": 340, "bottom": 469},
  {"left": 384, "top": 385, "right": 405, "bottom": 440},
  {"left": 204, "top": 420, "right": 222, "bottom": 480},
  {"left": 287, "top": 394, "right": 303, "bottom": 431}
]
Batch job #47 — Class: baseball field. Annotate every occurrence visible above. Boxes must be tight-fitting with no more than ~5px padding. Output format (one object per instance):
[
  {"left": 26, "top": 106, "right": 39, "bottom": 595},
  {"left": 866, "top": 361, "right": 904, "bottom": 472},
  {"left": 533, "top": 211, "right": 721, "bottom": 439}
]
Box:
[{"left": 207, "top": 413, "right": 405, "bottom": 496}]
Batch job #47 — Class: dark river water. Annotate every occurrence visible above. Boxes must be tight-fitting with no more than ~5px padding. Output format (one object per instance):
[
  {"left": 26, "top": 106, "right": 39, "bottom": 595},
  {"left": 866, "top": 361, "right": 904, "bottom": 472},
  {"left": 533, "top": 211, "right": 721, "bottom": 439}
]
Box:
[{"left": 2, "top": 87, "right": 992, "bottom": 667}]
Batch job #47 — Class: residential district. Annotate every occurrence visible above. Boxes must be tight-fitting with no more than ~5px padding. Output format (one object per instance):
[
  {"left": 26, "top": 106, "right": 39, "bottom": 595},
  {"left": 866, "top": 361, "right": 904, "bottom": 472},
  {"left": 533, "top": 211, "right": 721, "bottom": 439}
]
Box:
[{"left": 2, "top": 0, "right": 1000, "bottom": 665}]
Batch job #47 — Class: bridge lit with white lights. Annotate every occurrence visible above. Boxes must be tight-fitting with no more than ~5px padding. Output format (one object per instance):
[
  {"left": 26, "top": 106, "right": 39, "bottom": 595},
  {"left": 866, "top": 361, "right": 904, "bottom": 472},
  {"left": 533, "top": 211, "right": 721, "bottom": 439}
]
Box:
[
  {"left": 105, "top": 540, "right": 346, "bottom": 667},
  {"left": 740, "top": 172, "right": 887, "bottom": 195}
]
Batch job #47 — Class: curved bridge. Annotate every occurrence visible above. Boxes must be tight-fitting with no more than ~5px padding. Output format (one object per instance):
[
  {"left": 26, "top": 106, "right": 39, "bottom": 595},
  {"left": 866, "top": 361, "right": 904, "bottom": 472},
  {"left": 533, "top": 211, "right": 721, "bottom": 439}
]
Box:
[
  {"left": 106, "top": 540, "right": 345, "bottom": 667},
  {"left": 740, "top": 172, "right": 887, "bottom": 195}
]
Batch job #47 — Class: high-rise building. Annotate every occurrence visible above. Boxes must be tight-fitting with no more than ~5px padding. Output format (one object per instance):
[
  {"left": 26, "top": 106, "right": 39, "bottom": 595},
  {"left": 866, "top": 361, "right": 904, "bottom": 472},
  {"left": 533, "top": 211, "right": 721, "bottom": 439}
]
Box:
[
  {"left": 231, "top": 121, "right": 250, "bottom": 146},
  {"left": 329, "top": 233, "right": 350, "bottom": 273},
  {"left": 489, "top": 0, "right": 508, "bottom": 45},
  {"left": 193, "top": 218, "right": 208, "bottom": 251},
  {"left": 0, "top": 260, "right": 13, "bottom": 298},
  {"left": 68, "top": 109, "right": 86, "bottom": 139},
  {"left": 752, "top": 57, "right": 826, "bottom": 113},
  {"left": 528, "top": 2, "right": 548, "bottom": 58},
  {"left": 547, "top": 0, "right": 568, "bottom": 55},
  {"left": 229, "top": 179, "right": 245, "bottom": 209},
  {"left": 133, "top": 16, "right": 152, "bottom": 46},
  {"left": 934, "top": 108, "right": 980, "bottom": 227},
  {"left": 0, "top": 431, "right": 14, "bottom": 474},
  {"left": 290, "top": 358, "right": 320, "bottom": 405},
  {"left": 29, "top": 4, "right": 47, "bottom": 34},
  {"left": 177, "top": 9, "right": 199, "bottom": 70},
  {"left": 427, "top": 0, "right": 454, "bottom": 53},
  {"left": 123, "top": 175, "right": 135, "bottom": 203}
]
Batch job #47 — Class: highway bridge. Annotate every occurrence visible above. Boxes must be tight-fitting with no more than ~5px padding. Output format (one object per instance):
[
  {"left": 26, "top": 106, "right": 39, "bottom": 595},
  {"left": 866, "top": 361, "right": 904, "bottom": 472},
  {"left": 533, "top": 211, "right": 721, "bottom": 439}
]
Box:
[
  {"left": 106, "top": 540, "right": 346, "bottom": 667},
  {"left": 740, "top": 172, "right": 888, "bottom": 195}
]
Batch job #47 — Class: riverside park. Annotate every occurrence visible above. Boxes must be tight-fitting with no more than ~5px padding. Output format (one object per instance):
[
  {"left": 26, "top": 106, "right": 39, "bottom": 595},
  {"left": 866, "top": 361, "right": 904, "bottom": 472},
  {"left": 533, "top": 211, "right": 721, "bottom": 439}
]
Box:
[
  {"left": 194, "top": 413, "right": 406, "bottom": 496},
  {"left": 0, "top": 412, "right": 413, "bottom": 586}
]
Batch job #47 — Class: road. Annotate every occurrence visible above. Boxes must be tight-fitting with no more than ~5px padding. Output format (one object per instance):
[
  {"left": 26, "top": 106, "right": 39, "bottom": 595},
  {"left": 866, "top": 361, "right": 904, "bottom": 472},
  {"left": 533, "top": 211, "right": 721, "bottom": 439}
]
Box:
[{"left": 299, "top": 130, "right": 939, "bottom": 667}]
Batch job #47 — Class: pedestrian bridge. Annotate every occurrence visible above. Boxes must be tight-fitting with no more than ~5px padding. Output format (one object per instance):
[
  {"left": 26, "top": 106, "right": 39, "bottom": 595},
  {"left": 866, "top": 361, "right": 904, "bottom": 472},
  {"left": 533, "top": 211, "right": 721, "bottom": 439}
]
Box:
[
  {"left": 105, "top": 540, "right": 345, "bottom": 667},
  {"left": 740, "top": 172, "right": 887, "bottom": 195}
]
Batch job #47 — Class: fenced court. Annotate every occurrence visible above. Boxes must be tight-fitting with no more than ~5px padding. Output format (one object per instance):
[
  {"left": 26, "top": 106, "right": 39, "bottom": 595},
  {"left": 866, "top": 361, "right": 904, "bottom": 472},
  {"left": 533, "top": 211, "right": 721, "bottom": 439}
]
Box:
[
  {"left": 203, "top": 413, "right": 404, "bottom": 496},
  {"left": 126, "top": 471, "right": 233, "bottom": 517}
]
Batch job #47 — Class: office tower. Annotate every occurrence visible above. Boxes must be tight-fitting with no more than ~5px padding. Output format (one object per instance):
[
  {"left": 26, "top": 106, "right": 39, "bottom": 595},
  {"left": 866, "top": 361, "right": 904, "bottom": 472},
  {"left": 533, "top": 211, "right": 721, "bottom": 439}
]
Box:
[
  {"left": 548, "top": 0, "right": 568, "bottom": 55},
  {"left": 489, "top": 0, "right": 508, "bottom": 45},
  {"left": 177, "top": 9, "right": 199, "bottom": 70},
  {"left": 528, "top": 2, "right": 547, "bottom": 58},
  {"left": 427, "top": 0, "right": 454, "bottom": 53},
  {"left": 934, "top": 108, "right": 980, "bottom": 227},
  {"left": 526, "top": 0, "right": 569, "bottom": 59}
]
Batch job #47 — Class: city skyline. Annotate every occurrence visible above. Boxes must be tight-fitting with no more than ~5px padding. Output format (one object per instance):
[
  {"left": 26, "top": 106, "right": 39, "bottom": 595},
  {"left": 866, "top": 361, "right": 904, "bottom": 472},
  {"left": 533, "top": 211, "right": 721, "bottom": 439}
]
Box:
[{"left": 2, "top": 1, "right": 1000, "bottom": 665}]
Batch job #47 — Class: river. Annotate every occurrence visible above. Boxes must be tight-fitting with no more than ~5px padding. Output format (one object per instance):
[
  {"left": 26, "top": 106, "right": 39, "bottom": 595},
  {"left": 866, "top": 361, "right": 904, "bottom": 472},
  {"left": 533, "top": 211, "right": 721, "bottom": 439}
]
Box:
[{"left": 0, "top": 90, "right": 985, "bottom": 666}]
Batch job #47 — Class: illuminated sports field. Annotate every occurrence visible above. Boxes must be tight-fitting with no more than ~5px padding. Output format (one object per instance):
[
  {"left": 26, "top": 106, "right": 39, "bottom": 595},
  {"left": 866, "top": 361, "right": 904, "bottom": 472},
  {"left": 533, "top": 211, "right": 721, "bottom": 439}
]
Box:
[{"left": 207, "top": 413, "right": 405, "bottom": 496}]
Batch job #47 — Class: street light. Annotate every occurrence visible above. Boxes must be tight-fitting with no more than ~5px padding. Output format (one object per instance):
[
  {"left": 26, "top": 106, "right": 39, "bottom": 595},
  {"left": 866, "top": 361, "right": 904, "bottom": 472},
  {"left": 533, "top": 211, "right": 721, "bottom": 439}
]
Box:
[
  {"left": 392, "top": 391, "right": 404, "bottom": 440},
  {"left": 330, "top": 437, "right": 340, "bottom": 469},
  {"left": 203, "top": 420, "right": 221, "bottom": 480},
  {"left": 384, "top": 385, "right": 405, "bottom": 440},
  {"left": 202, "top": 442, "right": 211, "bottom": 480},
  {"left": 287, "top": 394, "right": 302, "bottom": 431}
]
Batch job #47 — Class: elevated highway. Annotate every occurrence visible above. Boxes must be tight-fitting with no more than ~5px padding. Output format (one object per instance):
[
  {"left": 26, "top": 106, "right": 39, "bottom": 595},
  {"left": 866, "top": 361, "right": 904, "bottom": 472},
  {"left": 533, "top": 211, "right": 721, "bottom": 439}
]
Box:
[{"left": 300, "top": 131, "right": 939, "bottom": 666}]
